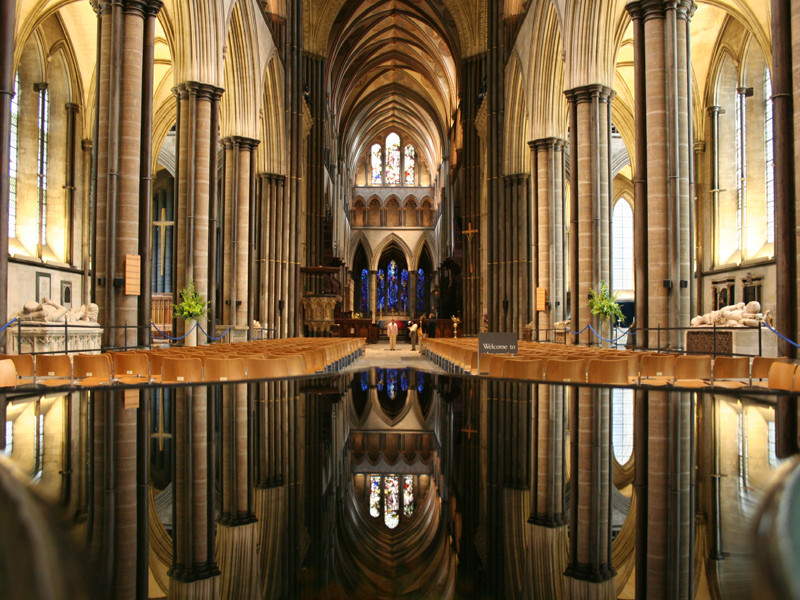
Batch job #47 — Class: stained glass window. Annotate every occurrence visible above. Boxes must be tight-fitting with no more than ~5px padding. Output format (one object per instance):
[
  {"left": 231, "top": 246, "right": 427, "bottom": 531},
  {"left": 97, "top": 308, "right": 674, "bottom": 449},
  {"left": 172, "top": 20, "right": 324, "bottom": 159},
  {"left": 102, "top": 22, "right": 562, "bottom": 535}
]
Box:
[
  {"left": 361, "top": 372, "right": 368, "bottom": 392},
  {"left": 37, "top": 84, "right": 49, "bottom": 246},
  {"left": 417, "top": 269, "right": 425, "bottom": 313},
  {"left": 377, "top": 269, "right": 385, "bottom": 311},
  {"left": 377, "top": 368, "right": 385, "bottom": 392},
  {"left": 612, "top": 201, "right": 634, "bottom": 291},
  {"left": 403, "top": 476, "right": 414, "bottom": 517},
  {"left": 384, "top": 475, "right": 400, "bottom": 529},
  {"left": 360, "top": 268, "right": 369, "bottom": 312},
  {"left": 369, "top": 475, "right": 381, "bottom": 517},
  {"left": 387, "top": 369, "right": 397, "bottom": 400},
  {"left": 765, "top": 68, "right": 775, "bottom": 244},
  {"left": 371, "top": 143, "right": 383, "bottom": 185},
  {"left": 404, "top": 145, "right": 415, "bottom": 185},
  {"left": 387, "top": 260, "right": 398, "bottom": 310},
  {"left": 9, "top": 72, "right": 19, "bottom": 238},
  {"left": 401, "top": 269, "right": 409, "bottom": 311},
  {"left": 417, "top": 372, "right": 425, "bottom": 393},
  {"left": 400, "top": 369, "right": 408, "bottom": 393},
  {"left": 385, "top": 133, "right": 401, "bottom": 185}
]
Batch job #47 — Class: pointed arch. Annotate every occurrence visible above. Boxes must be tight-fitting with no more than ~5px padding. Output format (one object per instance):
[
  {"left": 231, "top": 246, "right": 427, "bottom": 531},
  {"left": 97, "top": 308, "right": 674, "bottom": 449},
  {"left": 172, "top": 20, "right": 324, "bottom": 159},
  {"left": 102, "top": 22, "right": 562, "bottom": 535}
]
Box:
[
  {"left": 370, "top": 234, "right": 413, "bottom": 271},
  {"left": 505, "top": 54, "right": 529, "bottom": 174}
]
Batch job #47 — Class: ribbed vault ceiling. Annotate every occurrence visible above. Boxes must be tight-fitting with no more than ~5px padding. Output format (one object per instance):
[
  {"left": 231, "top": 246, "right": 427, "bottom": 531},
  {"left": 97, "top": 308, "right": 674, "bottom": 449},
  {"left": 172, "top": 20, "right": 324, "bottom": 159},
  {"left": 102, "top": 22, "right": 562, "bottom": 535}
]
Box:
[{"left": 325, "top": 0, "right": 460, "bottom": 179}]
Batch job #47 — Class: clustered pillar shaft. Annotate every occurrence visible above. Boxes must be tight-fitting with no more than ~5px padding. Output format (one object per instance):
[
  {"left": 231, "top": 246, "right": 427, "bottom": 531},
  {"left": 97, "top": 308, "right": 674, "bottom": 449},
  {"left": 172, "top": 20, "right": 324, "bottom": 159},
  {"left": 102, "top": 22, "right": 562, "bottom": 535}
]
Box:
[{"left": 304, "top": 54, "right": 327, "bottom": 280}]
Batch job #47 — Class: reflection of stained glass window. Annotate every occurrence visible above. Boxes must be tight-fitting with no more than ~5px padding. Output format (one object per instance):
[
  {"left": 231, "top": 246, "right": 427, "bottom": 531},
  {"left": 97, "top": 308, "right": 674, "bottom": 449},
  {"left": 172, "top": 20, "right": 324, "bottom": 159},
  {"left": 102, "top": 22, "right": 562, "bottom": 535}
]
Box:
[
  {"left": 417, "top": 269, "right": 425, "bottom": 313},
  {"left": 417, "top": 373, "right": 425, "bottom": 393},
  {"left": 401, "top": 269, "right": 409, "bottom": 311},
  {"left": 361, "top": 372, "right": 368, "bottom": 392},
  {"left": 387, "top": 369, "right": 397, "bottom": 400},
  {"left": 360, "top": 268, "right": 369, "bottom": 312},
  {"left": 385, "top": 133, "right": 400, "bottom": 185},
  {"left": 370, "top": 476, "right": 381, "bottom": 517},
  {"left": 377, "top": 368, "right": 385, "bottom": 392},
  {"left": 377, "top": 269, "right": 385, "bottom": 311},
  {"left": 387, "top": 260, "right": 398, "bottom": 310},
  {"left": 371, "top": 143, "right": 383, "bottom": 185},
  {"left": 404, "top": 145, "right": 415, "bottom": 185},
  {"left": 400, "top": 370, "right": 408, "bottom": 392},
  {"left": 384, "top": 475, "right": 400, "bottom": 528},
  {"left": 403, "top": 476, "right": 414, "bottom": 517}
]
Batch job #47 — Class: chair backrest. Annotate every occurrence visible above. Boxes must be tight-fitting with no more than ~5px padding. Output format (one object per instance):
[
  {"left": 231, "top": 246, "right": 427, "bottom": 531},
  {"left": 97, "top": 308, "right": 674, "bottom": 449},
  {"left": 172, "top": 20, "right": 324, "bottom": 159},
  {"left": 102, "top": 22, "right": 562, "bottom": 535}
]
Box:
[
  {"left": 113, "top": 352, "right": 151, "bottom": 379},
  {"left": 275, "top": 354, "right": 306, "bottom": 377},
  {"left": 505, "top": 359, "right": 544, "bottom": 380},
  {"left": 712, "top": 356, "right": 750, "bottom": 380},
  {"left": 0, "top": 354, "right": 34, "bottom": 377},
  {"left": 73, "top": 354, "right": 111, "bottom": 380},
  {"left": 36, "top": 354, "right": 72, "bottom": 378},
  {"left": 674, "top": 355, "right": 712, "bottom": 380},
  {"left": 0, "top": 359, "right": 18, "bottom": 388},
  {"left": 767, "top": 361, "right": 797, "bottom": 391},
  {"left": 488, "top": 355, "right": 511, "bottom": 378},
  {"left": 752, "top": 356, "right": 789, "bottom": 380},
  {"left": 639, "top": 354, "right": 677, "bottom": 378},
  {"left": 203, "top": 357, "right": 245, "bottom": 382},
  {"left": 244, "top": 357, "right": 289, "bottom": 379},
  {"left": 544, "top": 359, "right": 586, "bottom": 383},
  {"left": 587, "top": 358, "right": 629, "bottom": 385},
  {"left": 161, "top": 357, "right": 204, "bottom": 383}
]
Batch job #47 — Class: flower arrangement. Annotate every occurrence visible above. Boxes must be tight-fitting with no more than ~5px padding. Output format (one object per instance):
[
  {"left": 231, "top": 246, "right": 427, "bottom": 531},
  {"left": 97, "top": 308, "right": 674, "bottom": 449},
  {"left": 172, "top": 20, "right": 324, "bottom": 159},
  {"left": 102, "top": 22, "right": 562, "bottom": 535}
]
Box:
[
  {"left": 173, "top": 280, "right": 209, "bottom": 319},
  {"left": 588, "top": 280, "right": 625, "bottom": 324}
]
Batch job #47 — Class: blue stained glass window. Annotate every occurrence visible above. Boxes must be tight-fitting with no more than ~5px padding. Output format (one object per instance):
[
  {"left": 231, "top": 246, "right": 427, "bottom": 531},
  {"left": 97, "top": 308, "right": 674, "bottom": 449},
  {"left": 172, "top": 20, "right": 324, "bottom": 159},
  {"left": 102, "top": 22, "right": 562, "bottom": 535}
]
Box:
[
  {"left": 387, "top": 369, "right": 397, "bottom": 399},
  {"left": 401, "top": 270, "right": 409, "bottom": 311},
  {"left": 377, "top": 269, "right": 385, "bottom": 311},
  {"left": 387, "top": 261, "right": 399, "bottom": 310},
  {"left": 361, "top": 372, "right": 368, "bottom": 392},
  {"left": 417, "top": 373, "right": 425, "bottom": 393},
  {"left": 400, "top": 370, "right": 408, "bottom": 392},
  {"left": 416, "top": 269, "right": 425, "bottom": 313},
  {"left": 360, "top": 268, "right": 369, "bottom": 312},
  {"left": 377, "top": 369, "right": 385, "bottom": 392}
]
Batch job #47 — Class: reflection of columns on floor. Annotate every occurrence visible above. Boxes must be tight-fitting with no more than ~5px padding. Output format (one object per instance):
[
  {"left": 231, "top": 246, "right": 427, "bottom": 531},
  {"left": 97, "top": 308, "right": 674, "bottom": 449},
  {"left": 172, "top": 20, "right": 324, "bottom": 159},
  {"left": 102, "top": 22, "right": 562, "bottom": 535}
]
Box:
[
  {"left": 169, "top": 387, "right": 220, "bottom": 598},
  {"left": 564, "top": 85, "right": 614, "bottom": 347},
  {"left": 564, "top": 387, "right": 615, "bottom": 599},
  {"left": 217, "top": 383, "right": 259, "bottom": 600},
  {"left": 636, "top": 390, "right": 693, "bottom": 599},
  {"left": 254, "top": 380, "right": 287, "bottom": 598},
  {"left": 531, "top": 138, "right": 567, "bottom": 341},
  {"left": 281, "top": 380, "right": 306, "bottom": 598},
  {"left": 529, "top": 383, "right": 568, "bottom": 600},
  {"left": 369, "top": 270, "right": 378, "bottom": 320}
]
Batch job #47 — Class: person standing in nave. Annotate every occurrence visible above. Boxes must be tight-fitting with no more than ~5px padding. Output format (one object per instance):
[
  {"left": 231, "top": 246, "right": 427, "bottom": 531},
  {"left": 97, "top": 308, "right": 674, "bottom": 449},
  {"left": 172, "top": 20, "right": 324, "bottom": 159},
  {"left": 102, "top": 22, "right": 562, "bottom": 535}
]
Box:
[{"left": 387, "top": 317, "right": 398, "bottom": 350}]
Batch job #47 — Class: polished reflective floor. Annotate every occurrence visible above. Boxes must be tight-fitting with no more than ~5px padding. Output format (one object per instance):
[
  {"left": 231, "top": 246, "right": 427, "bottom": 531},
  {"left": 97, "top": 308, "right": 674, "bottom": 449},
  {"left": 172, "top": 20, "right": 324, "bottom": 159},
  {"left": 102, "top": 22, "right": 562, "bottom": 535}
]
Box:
[{"left": 0, "top": 368, "right": 792, "bottom": 599}]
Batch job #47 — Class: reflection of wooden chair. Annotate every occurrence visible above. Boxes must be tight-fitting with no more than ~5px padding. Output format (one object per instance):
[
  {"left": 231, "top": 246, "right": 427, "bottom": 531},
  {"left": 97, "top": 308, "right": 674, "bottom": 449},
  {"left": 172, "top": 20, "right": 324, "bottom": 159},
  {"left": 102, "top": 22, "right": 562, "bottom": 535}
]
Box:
[
  {"left": 244, "top": 357, "right": 289, "bottom": 379},
  {"left": 161, "top": 357, "right": 203, "bottom": 383},
  {"left": 711, "top": 356, "right": 750, "bottom": 389},
  {"left": 0, "top": 359, "right": 18, "bottom": 389},
  {"left": 73, "top": 354, "right": 113, "bottom": 386},
  {"left": 36, "top": 354, "right": 73, "bottom": 386},
  {"left": 113, "top": 352, "right": 152, "bottom": 383},
  {"left": 752, "top": 356, "right": 790, "bottom": 387},
  {"left": 767, "top": 361, "right": 797, "bottom": 391},
  {"left": 203, "top": 357, "right": 245, "bottom": 382},
  {"left": 673, "top": 355, "right": 712, "bottom": 388},
  {"left": 587, "top": 358, "right": 629, "bottom": 385},
  {"left": 544, "top": 359, "right": 586, "bottom": 383}
]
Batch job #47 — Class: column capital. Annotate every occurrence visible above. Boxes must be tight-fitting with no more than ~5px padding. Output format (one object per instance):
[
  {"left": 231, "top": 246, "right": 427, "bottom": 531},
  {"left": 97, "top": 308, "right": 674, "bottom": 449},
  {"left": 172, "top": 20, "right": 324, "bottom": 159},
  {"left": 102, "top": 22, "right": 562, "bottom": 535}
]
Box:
[
  {"left": 221, "top": 135, "right": 261, "bottom": 151},
  {"left": 530, "top": 137, "right": 567, "bottom": 152},
  {"left": 257, "top": 172, "right": 287, "bottom": 183},
  {"left": 564, "top": 84, "right": 615, "bottom": 104},
  {"left": 627, "top": 0, "right": 696, "bottom": 22},
  {"left": 172, "top": 81, "right": 225, "bottom": 101},
  {"left": 707, "top": 105, "right": 723, "bottom": 116}
]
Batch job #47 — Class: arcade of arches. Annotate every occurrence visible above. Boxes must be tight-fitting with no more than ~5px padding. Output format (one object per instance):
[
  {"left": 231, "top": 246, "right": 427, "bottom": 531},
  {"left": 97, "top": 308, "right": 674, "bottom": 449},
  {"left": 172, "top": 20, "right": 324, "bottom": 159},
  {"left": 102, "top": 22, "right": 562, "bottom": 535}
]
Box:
[{"left": 2, "top": 0, "right": 800, "bottom": 599}]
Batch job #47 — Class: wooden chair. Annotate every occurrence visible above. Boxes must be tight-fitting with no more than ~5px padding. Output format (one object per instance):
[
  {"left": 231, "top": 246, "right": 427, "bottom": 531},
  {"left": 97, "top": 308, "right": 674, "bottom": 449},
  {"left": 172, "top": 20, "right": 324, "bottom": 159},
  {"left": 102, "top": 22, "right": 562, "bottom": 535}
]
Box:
[
  {"left": 244, "top": 357, "right": 289, "bottom": 379},
  {"left": 587, "top": 358, "right": 629, "bottom": 385},
  {"left": 752, "top": 356, "right": 790, "bottom": 387},
  {"left": 673, "top": 355, "right": 712, "bottom": 388},
  {"left": 161, "top": 357, "right": 204, "bottom": 383},
  {"left": 274, "top": 354, "right": 306, "bottom": 377},
  {"left": 203, "top": 357, "right": 245, "bottom": 382},
  {"left": 710, "top": 356, "right": 750, "bottom": 389},
  {"left": 638, "top": 354, "right": 677, "bottom": 386},
  {"left": 767, "top": 361, "right": 797, "bottom": 391},
  {"left": 488, "top": 355, "right": 512, "bottom": 378},
  {"left": 0, "top": 354, "right": 34, "bottom": 384},
  {"left": 113, "top": 352, "right": 152, "bottom": 383},
  {"left": 544, "top": 359, "right": 587, "bottom": 383},
  {"left": 0, "top": 359, "right": 18, "bottom": 389},
  {"left": 73, "top": 354, "right": 113, "bottom": 386},
  {"left": 35, "top": 354, "right": 73, "bottom": 386}
]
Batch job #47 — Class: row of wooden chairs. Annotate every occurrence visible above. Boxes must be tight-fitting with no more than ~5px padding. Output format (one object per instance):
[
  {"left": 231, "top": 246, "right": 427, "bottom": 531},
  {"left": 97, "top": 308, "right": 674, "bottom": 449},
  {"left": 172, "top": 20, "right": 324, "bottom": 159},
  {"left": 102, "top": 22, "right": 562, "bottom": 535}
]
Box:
[
  {"left": 0, "top": 336, "right": 365, "bottom": 389},
  {"left": 421, "top": 338, "right": 795, "bottom": 390}
]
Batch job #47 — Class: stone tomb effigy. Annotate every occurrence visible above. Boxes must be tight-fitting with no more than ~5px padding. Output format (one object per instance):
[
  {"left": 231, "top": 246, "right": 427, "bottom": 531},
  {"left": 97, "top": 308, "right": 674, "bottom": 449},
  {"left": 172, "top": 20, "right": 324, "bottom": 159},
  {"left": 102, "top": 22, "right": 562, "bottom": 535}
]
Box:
[{"left": 6, "top": 298, "right": 103, "bottom": 355}]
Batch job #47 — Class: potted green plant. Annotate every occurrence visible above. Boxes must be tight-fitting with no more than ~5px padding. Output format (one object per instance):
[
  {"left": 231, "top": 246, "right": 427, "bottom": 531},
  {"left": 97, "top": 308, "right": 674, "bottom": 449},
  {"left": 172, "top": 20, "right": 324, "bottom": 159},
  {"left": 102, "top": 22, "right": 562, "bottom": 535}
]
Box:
[
  {"left": 588, "top": 280, "right": 625, "bottom": 347},
  {"left": 174, "top": 280, "right": 209, "bottom": 347}
]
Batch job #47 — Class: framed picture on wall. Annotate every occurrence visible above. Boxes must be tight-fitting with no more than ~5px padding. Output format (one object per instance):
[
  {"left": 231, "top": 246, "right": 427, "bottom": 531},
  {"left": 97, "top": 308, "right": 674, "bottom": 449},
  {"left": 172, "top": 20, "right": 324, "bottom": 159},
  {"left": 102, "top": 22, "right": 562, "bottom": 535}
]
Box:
[{"left": 36, "top": 272, "right": 51, "bottom": 303}]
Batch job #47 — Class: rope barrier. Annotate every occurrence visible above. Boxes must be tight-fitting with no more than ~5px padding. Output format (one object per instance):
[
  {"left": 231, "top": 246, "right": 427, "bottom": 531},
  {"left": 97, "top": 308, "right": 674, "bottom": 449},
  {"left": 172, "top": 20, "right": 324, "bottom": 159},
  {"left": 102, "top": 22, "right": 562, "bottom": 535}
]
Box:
[
  {"left": 588, "top": 324, "right": 636, "bottom": 344},
  {"left": 564, "top": 324, "right": 591, "bottom": 336},
  {"left": 0, "top": 318, "right": 19, "bottom": 333},
  {"left": 198, "top": 324, "right": 231, "bottom": 342},
  {"left": 150, "top": 321, "right": 198, "bottom": 341},
  {"left": 763, "top": 321, "right": 800, "bottom": 349}
]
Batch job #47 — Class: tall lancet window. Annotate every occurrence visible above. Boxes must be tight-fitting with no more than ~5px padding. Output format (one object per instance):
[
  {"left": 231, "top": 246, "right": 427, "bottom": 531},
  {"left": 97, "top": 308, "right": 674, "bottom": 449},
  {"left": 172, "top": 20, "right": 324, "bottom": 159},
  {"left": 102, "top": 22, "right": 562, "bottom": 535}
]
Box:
[
  {"left": 404, "top": 144, "right": 415, "bottom": 185},
  {"left": 385, "top": 133, "right": 401, "bottom": 185},
  {"left": 612, "top": 200, "right": 634, "bottom": 291},
  {"left": 383, "top": 475, "right": 400, "bottom": 528},
  {"left": 371, "top": 143, "right": 383, "bottom": 185},
  {"left": 8, "top": 72, "right": 19, "bottom": 238},
  {"left": 403, "top": 475, "right": 414, "bottom": 516},
  {"left": 765, "top": 68, "right": 775, "bottom": 244},
  {"left": 369, "top": 475, "right": 381, "bottom": 517},
  {"left": 360, "top": 268, "right": 369, "bottom": 312},
  {"left": 735, "top": 87, "right": 747, "bottom": 253}
]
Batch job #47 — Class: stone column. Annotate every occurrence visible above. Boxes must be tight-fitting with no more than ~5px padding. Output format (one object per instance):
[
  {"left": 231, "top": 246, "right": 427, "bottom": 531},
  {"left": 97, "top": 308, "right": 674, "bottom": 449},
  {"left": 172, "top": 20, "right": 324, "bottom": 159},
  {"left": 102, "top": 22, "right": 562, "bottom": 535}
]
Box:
[
  {"left": 217, "top": 383, "right": 259, "bottom": 599},
  {"left": 173, "top": 82, "right": 224, "bottom": 342},
  {"left": 627, "top": 0, "right": 695, "bottom": 350},
  {"left": 502, "top": 174, "right": 532, "bottom": 334},
  {"left": 564, "top": 86, "right": 614, "bottom": 346},
  {"left": 0, "top": 0, "right": 14, "bottom": 338},
  {"left": 369, "top": 270, "right": 377, "bottom": 320},
  {"left": 94, "top": 0, "right": 162, "bottom": 347},
  {"left": 564, "top": 388, "right": 615, "bottom": 599},
  {"left": 304, "top": 53, "right": 326, "bottom": 275},
  {"left": 170, "top": 387, "right": 220, "bottom": 597},
  {"left": 409, "top": 269, "right": 417, "bottom": 319},
  {"left": 531, "top": 138, "right": 567, "bottom": 340},
  {"left": 775, "top": 0, "right": 798, "bottom": 357},
  {"left": 220, "top": 136, "right": 259, "bottom": 329}
]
